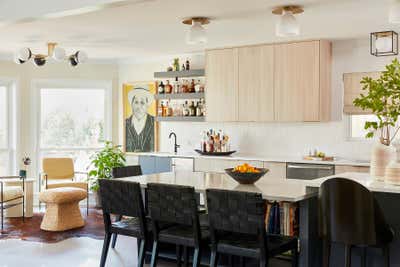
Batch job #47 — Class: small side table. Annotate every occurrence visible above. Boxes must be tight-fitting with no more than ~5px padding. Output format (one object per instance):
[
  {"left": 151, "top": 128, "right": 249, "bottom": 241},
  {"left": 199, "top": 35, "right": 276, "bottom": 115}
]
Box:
[{"left": 4, "top": 178, "right": 35, "bottom": 218}]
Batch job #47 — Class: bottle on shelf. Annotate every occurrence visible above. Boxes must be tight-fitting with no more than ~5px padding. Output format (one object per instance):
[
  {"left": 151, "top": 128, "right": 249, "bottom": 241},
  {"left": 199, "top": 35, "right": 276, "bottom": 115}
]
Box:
[
  {"left": 185, "top": 59, "right": 190, "bottom": 70},
  {"left": 158, "top": 81, "right": 165, "bottom": 94},
  {"left": 195, "top": 80, "right": 201, "bottom": 93},
  {"left": 173, "top": 77, "right": 180, "bottom": 94},
  {"left": 165, "top": 80, "right": 172, "bottom": 94},
  {"left": 189, "top": 79, "right": 195, "bottom": 93},
  {"left": 196, "top": 101, "right": 202, "bottom": 117},
  {"left": 181, "top": 80, "right": 189, "bottom": 93},
  {"left": 182, "top": 64, "right": 186, "bottom": 71},
  {"left": 189, "top": 101, "right": 196, "bottom": 116},
  {"left": 158, "top": 101, "right": 164, "bottom": 116},
  {"left": 183, "top": 101, "right": 190, "bottom": 116}
]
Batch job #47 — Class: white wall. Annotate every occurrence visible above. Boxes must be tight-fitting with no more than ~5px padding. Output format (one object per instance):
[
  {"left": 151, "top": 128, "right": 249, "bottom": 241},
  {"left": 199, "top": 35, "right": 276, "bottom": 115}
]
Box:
[{"left": 118, "top": 39, "right": 398, "bottom": 161}]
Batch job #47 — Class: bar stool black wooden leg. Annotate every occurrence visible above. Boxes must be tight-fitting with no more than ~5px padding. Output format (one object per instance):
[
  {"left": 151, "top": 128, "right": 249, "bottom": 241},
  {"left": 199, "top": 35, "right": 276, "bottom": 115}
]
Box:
[
  {"left": 240, "top": 256, "right": 245, "bottom": 267},
  {"left": 100, "top": 233, "right": 112, "bottom": 267},
  {"left": 137, "top": 239, "right": 146, "bottom": 267},
  {"left": 150, "top": 241, "right": 159, "bottom": 267},
  {"left": 111, "top": 234, "right": 118, "bottom": 248},
  {"left": 193, "top": 248, "right": 201, "bottom": 267},
  {"left": 292, "top": 248, "right": 298, "bottom": 267},
  {"left": 176, "top": 245, "right": 182, "bottom": 267},
  {"left": 184, "top": 246, "right": 189, "bottom": 267},
  {"left": 383, "top": 245, "right": 390, "bottom": 267},
  {"left": 210, "top": 249, "right": 218, "bottom": 267},
  {"left": 259, "top": 256, "right": 268, "bottom": 267},
  {"left": 360, "top": 247, "right": 366, "bottom": 267},
  {"left": 344, "top": 245, "right": 352, "bottom": 267},
  {"left": 323, "top": 240, "right": 330, "bottom": 267}
]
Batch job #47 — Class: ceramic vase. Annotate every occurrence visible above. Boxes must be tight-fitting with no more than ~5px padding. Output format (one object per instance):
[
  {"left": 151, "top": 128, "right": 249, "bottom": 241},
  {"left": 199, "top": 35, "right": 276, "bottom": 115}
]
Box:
[
  {"left": 370, "top": 142, "right": 395, "bottom": 181},
  {"left": 385, "top": 143, "right": 400, "bottom": 185}
]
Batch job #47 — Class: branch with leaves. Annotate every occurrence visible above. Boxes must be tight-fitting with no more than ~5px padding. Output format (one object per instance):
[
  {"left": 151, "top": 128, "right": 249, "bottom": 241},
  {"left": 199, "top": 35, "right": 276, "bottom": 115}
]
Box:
[
  {"left": 353, "top": 58, "right": 400, "bottom": 146},
  {"left": 87, "top": 141, "right": 126, "bottom": 191}
]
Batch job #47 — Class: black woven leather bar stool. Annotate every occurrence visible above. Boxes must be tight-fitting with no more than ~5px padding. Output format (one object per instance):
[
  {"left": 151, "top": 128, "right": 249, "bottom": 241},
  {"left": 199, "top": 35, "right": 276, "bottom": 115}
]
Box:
[
  {"left": 110, "top": 165, "right": 143, "bottom": 248},
  {"left": 319, "top": 178, "right": 394, "bottom": 267},
  {"left": 147, "top": 183, "right": 209, "bottom": 267},
  {"left": 206, "top": 189, "right": 299, "bottom": 267},
  {"left": 99, "top": 179, "right": 148, "bottom": 267}
]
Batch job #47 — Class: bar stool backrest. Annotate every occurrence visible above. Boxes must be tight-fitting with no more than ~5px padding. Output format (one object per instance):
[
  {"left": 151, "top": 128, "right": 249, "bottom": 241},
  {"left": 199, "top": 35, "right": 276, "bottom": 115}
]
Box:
[
  {"left": 319, "top": 177, "right": 387, "bottom": 246},
  {"left": 147, "top": 183, "right": 198, "bottom": 226},
  {"left": 99, "top": 179, "right": 146, "bottom": 236},
  {"left": 112, "top": 165, "right": 142, "bottom": 178},
  {"left": 206, "top": 189, "right": 266, "bottom": 236}
]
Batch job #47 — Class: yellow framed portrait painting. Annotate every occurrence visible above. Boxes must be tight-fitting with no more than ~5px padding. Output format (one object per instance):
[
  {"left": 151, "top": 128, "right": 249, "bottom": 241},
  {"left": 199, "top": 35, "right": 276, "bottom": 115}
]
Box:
[{"left": 123, "top": 82, "right": 158, "bottom": 153}]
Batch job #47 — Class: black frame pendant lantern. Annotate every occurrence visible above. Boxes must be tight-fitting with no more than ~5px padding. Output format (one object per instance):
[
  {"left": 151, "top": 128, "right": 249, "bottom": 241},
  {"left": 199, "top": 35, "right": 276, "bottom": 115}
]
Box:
[{"left": 370, "top": 31, "right": 398, "bottom": 57}]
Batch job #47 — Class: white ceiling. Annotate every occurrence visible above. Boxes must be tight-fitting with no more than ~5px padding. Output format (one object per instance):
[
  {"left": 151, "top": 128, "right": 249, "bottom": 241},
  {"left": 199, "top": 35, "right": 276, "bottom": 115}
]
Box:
[{"left": 0, "top": 0, "right": 398, "bottom": 62}]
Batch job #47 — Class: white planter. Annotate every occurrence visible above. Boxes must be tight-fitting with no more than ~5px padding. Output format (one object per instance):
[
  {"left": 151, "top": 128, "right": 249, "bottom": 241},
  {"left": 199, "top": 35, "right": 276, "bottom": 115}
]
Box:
[
  {"left": 370, "top": 142, "right": 395, "bottom": 181},
  {"left": 385, "top": 143, "right": 400, "bottom": 185}
]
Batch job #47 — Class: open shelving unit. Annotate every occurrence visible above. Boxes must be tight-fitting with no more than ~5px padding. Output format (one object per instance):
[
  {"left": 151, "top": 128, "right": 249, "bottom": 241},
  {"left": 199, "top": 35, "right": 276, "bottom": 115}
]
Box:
[
  {"left": 156, "top": 116, "right": 205, "bottom": 122},
  {"left": 155, "top": 92, "right": 204, "bottom": 100},
  {"left": 154, "top": 69, "right": 205, "bottom": 79}
]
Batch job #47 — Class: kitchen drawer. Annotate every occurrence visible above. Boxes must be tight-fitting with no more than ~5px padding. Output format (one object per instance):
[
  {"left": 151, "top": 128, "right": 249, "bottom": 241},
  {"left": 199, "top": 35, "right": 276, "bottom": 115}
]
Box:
[
  {"left": 335, "top": 165, "right": 370, "bottom": 175},
  {"left": 263, "top": 162, "right": 287, "bottom": 180},
  {"left": 194, "top": 158, "right": 263, "bottom": 173}
]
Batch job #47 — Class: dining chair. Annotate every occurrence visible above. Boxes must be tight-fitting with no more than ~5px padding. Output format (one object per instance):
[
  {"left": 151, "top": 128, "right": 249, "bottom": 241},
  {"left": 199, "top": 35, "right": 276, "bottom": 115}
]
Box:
[
  {"left": 147, "top": 183, "right": 209, "bottom": 267},
  {"left": 110, "top": 165, "right": 143, "bottom": 248},
  {"left": 206, "top": 188, "right": 298, "bottom": 267},
  {"left": 99, "top": 178, "right": 148, "bottom": 267},
  {"left": 0, "top": 176, "right": 25, "bottom": 231},
  {"left": 319, "top": 177, "right": 394, "bottom": 267},
  {"left": 40, "top": 157, "right": 89, "bottom": 214}
]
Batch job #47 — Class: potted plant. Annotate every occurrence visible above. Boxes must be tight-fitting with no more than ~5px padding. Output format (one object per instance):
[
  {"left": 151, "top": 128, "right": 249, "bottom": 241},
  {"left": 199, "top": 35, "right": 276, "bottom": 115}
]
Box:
[
  {"left": 353, "top": 58, "right": 400, "bottom": 179},
  {"left": 88, "top": 141, "right": 126, "bottom": 207}
]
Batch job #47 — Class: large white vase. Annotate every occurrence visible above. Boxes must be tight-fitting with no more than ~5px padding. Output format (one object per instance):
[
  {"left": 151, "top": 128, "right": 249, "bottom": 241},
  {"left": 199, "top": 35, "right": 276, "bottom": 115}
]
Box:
[
  {"left": 385, "top": 143, "right": 400, "bottom": 185},
  {"left": 370, "top": 142, "right": 395, "bottom": 181}
]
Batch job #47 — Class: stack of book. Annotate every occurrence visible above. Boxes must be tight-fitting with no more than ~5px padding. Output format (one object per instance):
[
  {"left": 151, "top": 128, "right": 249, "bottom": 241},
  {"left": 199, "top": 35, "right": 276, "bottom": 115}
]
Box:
[{"left": 266, "top": 202, "right": 299, "bottom": 237}]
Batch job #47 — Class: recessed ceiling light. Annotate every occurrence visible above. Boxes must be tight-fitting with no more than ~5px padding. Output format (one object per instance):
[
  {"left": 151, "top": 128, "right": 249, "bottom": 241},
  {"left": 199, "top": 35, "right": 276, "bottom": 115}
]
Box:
[{"left": 272, "top": 6, "right": 304, "bottom": 37}]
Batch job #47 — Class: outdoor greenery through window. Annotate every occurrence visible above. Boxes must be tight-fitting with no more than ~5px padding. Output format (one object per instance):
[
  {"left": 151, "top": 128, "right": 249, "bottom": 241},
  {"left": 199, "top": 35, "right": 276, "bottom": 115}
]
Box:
[
  {"left": 39, "top": 88, "right": 108, "bottom": 171},
  {"left": 350, "top": 114, "right": 400, "bottom": 142}
]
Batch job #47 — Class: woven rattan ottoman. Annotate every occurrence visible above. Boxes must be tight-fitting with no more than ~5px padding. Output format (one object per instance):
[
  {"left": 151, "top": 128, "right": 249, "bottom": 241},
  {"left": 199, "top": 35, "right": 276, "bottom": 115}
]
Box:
[{"left": 39, "top": 187, "right": 87, "bottom": 231}]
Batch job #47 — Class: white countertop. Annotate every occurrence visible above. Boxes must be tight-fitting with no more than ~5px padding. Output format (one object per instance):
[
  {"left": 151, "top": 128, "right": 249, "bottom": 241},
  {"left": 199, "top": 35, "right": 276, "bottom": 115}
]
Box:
[
  {"left": 131, "top": 151, "right": 370, "bottom": 167},
  {"left": 304, "top": 172, "right": 400, "bottom": 194},
  {"left": 118, "top": 170, "right": 318, "bottom": 202}
]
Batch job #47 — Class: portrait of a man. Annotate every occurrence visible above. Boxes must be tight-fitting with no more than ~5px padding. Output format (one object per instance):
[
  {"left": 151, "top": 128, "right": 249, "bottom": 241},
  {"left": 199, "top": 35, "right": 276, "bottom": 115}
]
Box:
[{"left": 123, "top": 83, "right": 156, "bottom": 152}]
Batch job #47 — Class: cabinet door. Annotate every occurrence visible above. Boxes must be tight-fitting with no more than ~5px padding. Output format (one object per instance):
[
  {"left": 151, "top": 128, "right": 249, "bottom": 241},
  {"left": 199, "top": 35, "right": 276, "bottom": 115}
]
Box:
[
  {"left": 274, "top": 41, "right": 320, "bottom": 121},
  {"left": 335, "top": 165, "right": 370, "bottom": 174},
  {"left": 205, "top": 48, "right": 238, "bottom": 122},
  {"left": 238, "top": 45, "right": 274, "bottom": 121},
  {"left": 263, "top": 162, "right": 287, "bottom": 180}
]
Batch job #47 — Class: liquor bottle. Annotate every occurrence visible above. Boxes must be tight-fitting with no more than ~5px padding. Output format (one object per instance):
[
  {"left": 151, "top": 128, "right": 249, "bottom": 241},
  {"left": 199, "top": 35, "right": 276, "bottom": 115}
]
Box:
[
  {"left": 189, "top": 101, "right": 196, "bottom": 116},
  {"left": 196, "top": 101, "right": 202, "bottom": 117},
  {"left": 195, "top": 80, "right": 201, "bottom": 93},
  {"left": 182, "top": 64, "right": 186, "bottom": 71},
  {"left": 173, "top": 77, "right": 180, "bottom": 94},
  {"left": 185, "top": 59, "right": 190, "bottom": 70},
  {"left": 189, "top": 79, "right": 195, "bottom": 93},
  {"left": 181, "top": 80, "right": 188, "bottom": 93},
  {"left": 158, "top": 81, "right": 165, "bottom": 94},
  {"left": 165, "top": 80, "right": 172, "bottom": 94},
  {"left": 158, "top": 101, "right": 164, "bottom": 116},
  {"left": 183, "top": 101, "right": 189, "bottom": 116},
  {"left": 161, "top": 101, "right": 167, "bottom": 117}
]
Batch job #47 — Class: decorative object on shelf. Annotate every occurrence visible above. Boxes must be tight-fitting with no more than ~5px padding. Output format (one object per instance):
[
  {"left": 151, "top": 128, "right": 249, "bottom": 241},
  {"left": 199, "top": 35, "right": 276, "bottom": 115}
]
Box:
[
  {"left": 123, "top": 81, "right": 158, "bottom": 153},
  {"left": 200, "top": 129, "right": 230, "bottom": 153},
  {"left": 167, "top": 66, "right": 173, "bottom": 72},
  {"left": 14, "top": 42, "right": 88, "bottom": 67},
  {"left": 384, "top": 142, "right": 400, "bottom": 185},
  {"left": 272, "top": 5, "right": 304, "bottom": 37},
  {"left": 353, "top": 59, "right": 400, "bottom": 179},
  {"left": 185, "top": 58, "right": 190, "bottom": 70},
  {"left": 182, "top": 17, "right": 210, "bottom": 44},
  {"left": 87, "top": 141, "right": 126, "bottom": 207},
  {"left": 225, "top": 164, "right": 269, "bottom": 184},
  {"left": 19, "top": 156, "right": 31, "bottom": 178},
  {"left": 173, "top": 58, "right": 180, "bottom": 71},
  {"left": 154, "top": 69, "right": 205, "bottom": 79},
  {"left": 370, "top": 31, "right": 398, "bottom": 57}
]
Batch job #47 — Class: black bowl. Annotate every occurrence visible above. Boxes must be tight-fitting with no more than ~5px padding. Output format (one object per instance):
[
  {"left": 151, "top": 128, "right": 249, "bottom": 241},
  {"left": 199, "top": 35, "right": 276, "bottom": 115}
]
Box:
[{"left": 225, "top": 168, "right": 269, "bottom": 184}]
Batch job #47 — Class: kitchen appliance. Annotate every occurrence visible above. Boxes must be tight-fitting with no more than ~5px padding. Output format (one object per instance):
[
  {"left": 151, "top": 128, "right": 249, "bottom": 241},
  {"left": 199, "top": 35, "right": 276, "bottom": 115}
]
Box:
[{"left": 286, "top": 163, "right": 335, "bottom": 180}]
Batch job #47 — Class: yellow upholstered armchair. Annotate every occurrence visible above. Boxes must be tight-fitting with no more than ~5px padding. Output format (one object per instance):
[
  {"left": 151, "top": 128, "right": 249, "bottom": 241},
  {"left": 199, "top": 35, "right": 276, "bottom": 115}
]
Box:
[{"left": 39, "top": 158, "right": 89, "bottom": 214}]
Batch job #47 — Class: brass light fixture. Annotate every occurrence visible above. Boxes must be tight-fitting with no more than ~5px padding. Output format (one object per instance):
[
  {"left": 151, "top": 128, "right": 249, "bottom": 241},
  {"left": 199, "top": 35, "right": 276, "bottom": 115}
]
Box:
[
  {"left": 14, "top": 42, "right": 88, "bottom": 67},
  {"left": 370, "top": 31, "right": 398, "bottom": 57},
  {"left": 182, "top": 17, "right": 210, "bottom": 45},
  {"left": 272, "top": 5, "right": 304, "bottom": 37}
]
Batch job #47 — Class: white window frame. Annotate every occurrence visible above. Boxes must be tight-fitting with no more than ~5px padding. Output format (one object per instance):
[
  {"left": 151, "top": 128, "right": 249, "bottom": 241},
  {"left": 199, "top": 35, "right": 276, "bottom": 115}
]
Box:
[
  {"left": 347, "top": 114, "right": 379, "bottom": 143},
  {"left": 31, "top": 79, "right": 113, "bottom": 176},
  {"left": 0, "top": 78, "right": 17, "bottom": 175}
]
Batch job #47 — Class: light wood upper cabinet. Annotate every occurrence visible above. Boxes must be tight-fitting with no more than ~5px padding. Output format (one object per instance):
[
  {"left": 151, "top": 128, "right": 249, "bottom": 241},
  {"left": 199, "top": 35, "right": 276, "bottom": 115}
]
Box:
[
  {"left": 238, "top": 45, "right": 274, "bottom": 121},
  {"left": 274, "top": 40, "right": 331, "bottom": 122},
  {"left": 205, "top": 48, "right": 238, "bottom": 122},
  {"left": 205, "top": 40, "right": 332, "bottom": 122}
]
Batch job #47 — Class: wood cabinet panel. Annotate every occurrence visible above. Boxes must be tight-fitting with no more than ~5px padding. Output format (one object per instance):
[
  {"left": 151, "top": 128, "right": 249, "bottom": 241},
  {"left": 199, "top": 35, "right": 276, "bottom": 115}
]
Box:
[
  {"left": 335, "top": 165, "right": 370, "bottom": 174},
  {"left": 205, "top": 48, "right": 238, "bottom": 122},
  {"left": 274, "top": 41, "right": 320, "bottom": 122},
  {"left": 238, "top": 45, "right": 274, "bottom": 121}
]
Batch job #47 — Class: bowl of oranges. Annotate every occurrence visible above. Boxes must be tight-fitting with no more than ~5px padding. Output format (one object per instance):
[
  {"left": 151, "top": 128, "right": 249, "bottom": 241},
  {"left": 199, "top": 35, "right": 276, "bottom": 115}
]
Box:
[{"left": 225, "top": 163, "right": 269, "bottom": 184}]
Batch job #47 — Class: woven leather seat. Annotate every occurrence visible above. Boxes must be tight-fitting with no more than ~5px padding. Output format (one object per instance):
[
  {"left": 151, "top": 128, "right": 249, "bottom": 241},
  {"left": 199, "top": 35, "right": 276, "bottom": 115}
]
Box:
[
  {"left": 159, "top": 225, "right": 210, "bottom": 247},
  {"left": 206, "top": 189, "right": 298, "bottom": 267}
]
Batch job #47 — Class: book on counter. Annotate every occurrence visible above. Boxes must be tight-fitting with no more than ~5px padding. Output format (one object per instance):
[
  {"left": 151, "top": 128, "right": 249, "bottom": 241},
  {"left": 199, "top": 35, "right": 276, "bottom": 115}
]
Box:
[{"left": 266, "top": 201, "right": 298, "bottom": 237}]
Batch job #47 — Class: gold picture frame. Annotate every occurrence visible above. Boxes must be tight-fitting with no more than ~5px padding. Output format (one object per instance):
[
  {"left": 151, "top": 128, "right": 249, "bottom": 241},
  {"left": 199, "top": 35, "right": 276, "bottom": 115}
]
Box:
[{"left": 123, "top": 82, "right": 158, "bottom": 153}]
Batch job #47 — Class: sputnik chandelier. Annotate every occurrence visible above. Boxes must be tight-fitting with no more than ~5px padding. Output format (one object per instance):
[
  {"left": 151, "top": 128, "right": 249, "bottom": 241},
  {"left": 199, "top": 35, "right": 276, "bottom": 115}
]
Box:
[{"left": 14, "top": 42, "right": 88, "bottom": 67}]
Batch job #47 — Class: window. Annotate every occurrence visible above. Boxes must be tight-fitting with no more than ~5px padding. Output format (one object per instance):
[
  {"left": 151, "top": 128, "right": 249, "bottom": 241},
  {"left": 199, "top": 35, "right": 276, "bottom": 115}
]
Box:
[
  {"left": 349, "top": 114, "right": 378, "bottom": 140},
  {"left": 34, "top": 80, "right": 112, "bottom": 173},
  {"left": 0, "top": 82, "right": 16, "bottom": 175}
]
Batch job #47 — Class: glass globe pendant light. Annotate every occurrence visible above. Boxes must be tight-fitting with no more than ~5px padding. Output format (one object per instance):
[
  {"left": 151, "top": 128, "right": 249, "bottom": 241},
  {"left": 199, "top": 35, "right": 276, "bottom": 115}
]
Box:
[
  {"left": 272, "top": 6, "right": 304, "bottom": 37},
  {"left": 183, "top": 17, "right": 210, "bottom": 45}
]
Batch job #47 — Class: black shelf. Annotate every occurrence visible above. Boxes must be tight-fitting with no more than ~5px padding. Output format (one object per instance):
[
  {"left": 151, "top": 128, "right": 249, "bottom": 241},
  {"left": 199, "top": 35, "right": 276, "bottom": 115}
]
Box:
[{"left": 154, "top": 69, "right": 205, "bottom": 79}]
